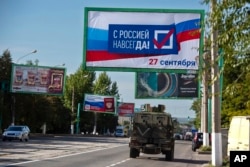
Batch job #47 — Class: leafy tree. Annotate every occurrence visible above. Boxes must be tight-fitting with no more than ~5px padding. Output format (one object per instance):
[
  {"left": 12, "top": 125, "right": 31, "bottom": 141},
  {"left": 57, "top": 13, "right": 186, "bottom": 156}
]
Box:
[
  {"left": 0, "top": 50, "right": 12, "bottom": 130},
  {"left": 63, "top": 65, "right": 96, "bottom": 133},
  {"left": 201, "top": 0, "right": 250, "bottom": 127},
  {"left": 190, "top": 99, "right": 201, "bottom": 129}
]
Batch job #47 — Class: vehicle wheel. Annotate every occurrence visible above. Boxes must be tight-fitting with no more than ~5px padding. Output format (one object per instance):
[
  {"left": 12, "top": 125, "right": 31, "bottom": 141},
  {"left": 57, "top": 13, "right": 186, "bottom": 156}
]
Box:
[
  {"left": 165, "top": 149, "right": 174, "bottom": 161},
  {"left": 130, "top": 148, "right": 139, "bottom": 158},
  {"left": 2, "top": 137, "right": 6, "bottom": 141},
  {"left": 25, "top": 137, "right": 29, "bottom": 142},
  {"left": 192, "top": 144, "right": 196, "bottom": 152}
]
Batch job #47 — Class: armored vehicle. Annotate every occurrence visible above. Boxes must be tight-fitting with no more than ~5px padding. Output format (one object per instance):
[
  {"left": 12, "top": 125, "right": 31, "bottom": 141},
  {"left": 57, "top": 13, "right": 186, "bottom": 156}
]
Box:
[{"left": 129, "top": 111, "right": 175, "bottom": 161}]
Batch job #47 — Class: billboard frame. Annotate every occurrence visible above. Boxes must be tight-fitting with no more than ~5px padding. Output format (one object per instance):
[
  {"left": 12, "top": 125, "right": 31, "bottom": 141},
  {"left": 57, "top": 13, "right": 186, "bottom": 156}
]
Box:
[
  {"left": 10, "top": 63, "right": 66, "bottom": 95},
  {"left": 83, "top": 7, "right": 205, "bottom": 73}
]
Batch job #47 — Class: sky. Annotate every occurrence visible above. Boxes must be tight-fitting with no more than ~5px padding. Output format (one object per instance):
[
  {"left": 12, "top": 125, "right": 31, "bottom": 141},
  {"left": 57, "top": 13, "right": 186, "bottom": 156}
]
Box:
[{"left": 0, "top": 0, "right": 209, "bottom": 118}]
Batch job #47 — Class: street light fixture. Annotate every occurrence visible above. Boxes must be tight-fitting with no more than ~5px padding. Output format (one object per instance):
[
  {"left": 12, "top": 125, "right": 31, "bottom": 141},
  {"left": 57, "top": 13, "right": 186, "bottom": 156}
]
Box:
[
  {"left": 54, "top": 63, "right": 65, "bottom": 67},
  {"left": 16, "top": 50, "right": 37, "bottom": 64}
]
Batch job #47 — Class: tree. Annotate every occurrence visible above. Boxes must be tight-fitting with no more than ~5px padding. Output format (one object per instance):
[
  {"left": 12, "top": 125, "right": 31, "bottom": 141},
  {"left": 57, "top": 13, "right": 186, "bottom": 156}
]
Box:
[
  {"left": 200, "top": 0, "right": 250, "bottom": 127},
  {"left": 63, "top": 65, "right": 96, "bottom": 133},
  {"left": 190, "top": 99, "right": 201, "bottom": 129},
  {"left": 0, "top": 50, "right": 12, "bottom": 130}
]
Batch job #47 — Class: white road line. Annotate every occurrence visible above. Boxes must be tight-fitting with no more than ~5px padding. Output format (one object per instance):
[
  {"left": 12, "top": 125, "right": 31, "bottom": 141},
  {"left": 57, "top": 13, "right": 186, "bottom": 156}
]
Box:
[
  {"left": 105, "top": 158, "right": 131, "bottom": 167},
  {"left": 5, "top": 144, "right": 127, "bottom": 167}
]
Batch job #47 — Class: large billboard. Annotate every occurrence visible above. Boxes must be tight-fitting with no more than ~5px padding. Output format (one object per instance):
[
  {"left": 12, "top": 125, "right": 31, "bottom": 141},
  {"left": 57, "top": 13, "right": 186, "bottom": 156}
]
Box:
[
  {"left": 136, "top": 71, "right": 199, "bottom": 99},
  {"left": 83, "top": 7, "right": 204, "bottom": 72},
  {"left": 84, "top": 94, "right": 116, "bottom": 113},
  {"left": 10, "top": 64, "right": 66, "bottom": 95}
]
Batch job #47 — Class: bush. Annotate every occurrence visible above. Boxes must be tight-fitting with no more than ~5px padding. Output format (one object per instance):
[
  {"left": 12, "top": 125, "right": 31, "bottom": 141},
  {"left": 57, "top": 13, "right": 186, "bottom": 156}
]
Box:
[{"left": 200, "top": 146, "right": 212, "bottom": 151}]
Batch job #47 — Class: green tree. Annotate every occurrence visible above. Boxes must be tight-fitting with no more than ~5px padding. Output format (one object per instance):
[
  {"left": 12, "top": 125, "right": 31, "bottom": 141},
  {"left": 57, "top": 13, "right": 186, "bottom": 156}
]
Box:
[
  {"left": 0, "top": 50, "right": 12, "bottom": 130},
  {"left": 63, "top": 65, "right": 96, "bottom": 133},
  {"left": 201, "top": 0, "right": 250, "bottom": 127},
  {"left": 190, "top": 99, "right": 201, "bottom": 129}
]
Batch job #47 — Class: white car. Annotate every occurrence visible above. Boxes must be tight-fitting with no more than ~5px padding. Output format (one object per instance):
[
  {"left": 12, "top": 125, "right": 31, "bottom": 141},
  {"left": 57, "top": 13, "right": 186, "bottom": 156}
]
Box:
[{"left": 2, "top": 125, "right": 30, "bottom": 142}]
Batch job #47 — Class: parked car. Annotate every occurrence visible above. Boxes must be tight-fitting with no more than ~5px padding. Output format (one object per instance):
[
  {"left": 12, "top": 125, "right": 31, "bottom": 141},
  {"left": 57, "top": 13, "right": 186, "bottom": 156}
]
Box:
[
  {"left": 2, "top": 125, "right": 30, "bottom": 142},
  {"left": 191, "top": 132, "right": 203, "bottom": 151},
  {"left": 191, "top": 132, "right": 211, "bottom": 151}
]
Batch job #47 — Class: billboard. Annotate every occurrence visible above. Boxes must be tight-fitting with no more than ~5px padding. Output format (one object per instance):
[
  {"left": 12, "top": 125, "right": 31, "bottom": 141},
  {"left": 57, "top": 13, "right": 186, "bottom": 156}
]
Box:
[
  {"left": 83, "top": 7, "right": 204, "bottom": 72},
  {"left": 84, "top": 94, "right": 116, "bottom": 113},
  {"left": 136, "top": 71, "right": 199, "bottom": 99},
  {"left": 118, "top": 102, "right": 135, "bottom": 117},
  {"left": 10, "top": 64, "right": 66, "bottom": 95}
]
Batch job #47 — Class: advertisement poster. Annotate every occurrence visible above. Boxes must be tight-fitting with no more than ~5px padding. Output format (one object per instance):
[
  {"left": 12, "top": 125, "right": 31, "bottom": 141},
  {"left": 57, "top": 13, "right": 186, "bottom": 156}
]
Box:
[
  {"left": 136, "top": 71, "right": 199, "bottom": 99},
  {"left": 118, "top": 102, "right": 135, "bottom": 117},
  {"left": 10, "top": 64, "right": 66, "bottom": 95},
  {"left": 83, "top": 7, "right": 204, "bottom": 72},
  {"left": 84, "top": 94, "right": 116, "bottom": 113}
]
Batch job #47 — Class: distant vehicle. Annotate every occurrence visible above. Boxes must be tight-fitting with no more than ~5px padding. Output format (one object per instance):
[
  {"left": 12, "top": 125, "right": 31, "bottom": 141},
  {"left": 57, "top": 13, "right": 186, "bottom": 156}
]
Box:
[
  {"left": 192, "top": 132, "right": 211, "bottom": 151},
  {"left": 129, "top": 111, "right": 175, "bottom": 161},
  {"left": 2, "top": 125, "right": 30, "bottom": 142},
  {"left": 227, "top": 116, "right": 250, "bottom": 156},
  {"left": 191, "top": 132, "right": 203, "bottom": 151},
  {"left": 174, "top": 133, "right": 183, "bottom": 140},
  {"left": 184, "top": 132, "right": 193, "bottom": 141},
  {"left": 115, "top": 126, "right": 127, "bottom": 137}
]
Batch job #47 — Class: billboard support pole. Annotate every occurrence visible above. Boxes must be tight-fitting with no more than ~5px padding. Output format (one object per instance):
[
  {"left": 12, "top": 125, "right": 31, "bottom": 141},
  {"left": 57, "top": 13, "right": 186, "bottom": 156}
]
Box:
[{"left": 76, "top": 103, "right": 81, "bottom": 134}]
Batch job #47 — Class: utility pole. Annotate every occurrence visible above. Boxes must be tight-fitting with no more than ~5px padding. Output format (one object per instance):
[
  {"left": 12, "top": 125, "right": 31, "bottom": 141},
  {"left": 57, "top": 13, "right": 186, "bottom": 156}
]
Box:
[
  {"left": 202, "top": 50, "right": 209, "bottom": 147},
  {"left": 211, "top": 0, "right": 223, "bottom": 166}
]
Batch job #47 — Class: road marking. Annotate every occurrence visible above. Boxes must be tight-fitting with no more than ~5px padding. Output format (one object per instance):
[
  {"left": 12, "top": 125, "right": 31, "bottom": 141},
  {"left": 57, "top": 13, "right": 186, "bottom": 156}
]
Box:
[
  {"left": 5, "top": 144, "right": 127, "bottom": 166},
  {"left": 105, "top": 158, "right": 130, "bottom": 167}
]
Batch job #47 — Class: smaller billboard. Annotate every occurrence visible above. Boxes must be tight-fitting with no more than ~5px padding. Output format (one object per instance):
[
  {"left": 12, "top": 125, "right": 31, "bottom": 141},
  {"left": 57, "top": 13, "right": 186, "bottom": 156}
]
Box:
[
  {"left": 118, "top": 102, "right": 135, "bottom": 117},
  {"left": 84, "top": 94, "right": 116, "bottom": 113},
  {"left": 136, "top": 71, "right": 199, "bottom": 99},
  {"left": 10, "top": 64, "right": 66, "bottom": 95}
]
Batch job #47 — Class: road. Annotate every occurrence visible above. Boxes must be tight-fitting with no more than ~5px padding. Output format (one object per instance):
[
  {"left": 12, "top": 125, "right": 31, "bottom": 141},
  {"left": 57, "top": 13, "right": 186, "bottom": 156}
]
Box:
[{"left": 0, "top": 135, "right": 211, "bottom": 167}]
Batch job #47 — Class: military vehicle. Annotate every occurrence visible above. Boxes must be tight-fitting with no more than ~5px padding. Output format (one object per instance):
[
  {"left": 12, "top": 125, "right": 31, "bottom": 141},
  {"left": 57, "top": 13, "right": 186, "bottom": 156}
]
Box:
[{"left": 129, "top": 111, "right": 175, "bottom": 161}]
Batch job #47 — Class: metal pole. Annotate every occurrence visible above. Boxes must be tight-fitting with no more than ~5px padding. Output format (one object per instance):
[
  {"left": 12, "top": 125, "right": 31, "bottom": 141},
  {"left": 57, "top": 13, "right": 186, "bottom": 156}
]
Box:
[
  {"left": 11, "top": 95, "right": 15, "bottom": 125},
  {"left": 71, "top": 86, "right": 74, "bottom": 134},
  {"left": 92, "top": 112, "right": 97, "bottom": 134},
  {"left": 76, "top": 103, "right": 81, "bottom": 134},
  {"left": 211, "top": 0, "right": 223, "bottom": 166}
]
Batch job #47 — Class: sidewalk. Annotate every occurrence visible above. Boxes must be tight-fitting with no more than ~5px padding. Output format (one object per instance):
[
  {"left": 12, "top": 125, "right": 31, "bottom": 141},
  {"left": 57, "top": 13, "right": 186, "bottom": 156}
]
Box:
[{"left": 197, "top": 150, "right": 211, "bottom": 167}]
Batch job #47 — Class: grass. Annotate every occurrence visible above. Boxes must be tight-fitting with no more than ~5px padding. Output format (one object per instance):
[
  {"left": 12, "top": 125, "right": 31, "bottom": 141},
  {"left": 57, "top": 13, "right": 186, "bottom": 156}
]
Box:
[{"left": 200, "top": 146, "right": 212, "bottom": 151}]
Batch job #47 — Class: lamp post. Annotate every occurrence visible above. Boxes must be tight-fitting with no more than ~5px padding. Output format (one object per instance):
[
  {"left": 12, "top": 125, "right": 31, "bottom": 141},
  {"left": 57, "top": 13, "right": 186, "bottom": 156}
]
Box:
[
  {"left": 12, "top": 50, "right": 37, "bottom": 125},
  {"left": 16, "top": 50, "right": 37, "bottom": 64},
  {"left": 72, "top": 74, "right": 88, "bottom": 134}
]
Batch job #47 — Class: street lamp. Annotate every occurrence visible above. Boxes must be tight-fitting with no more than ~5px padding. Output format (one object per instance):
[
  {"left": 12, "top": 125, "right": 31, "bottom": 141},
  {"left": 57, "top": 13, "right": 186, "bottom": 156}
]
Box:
[
  {"left": 12, "top": 50, "right": 37, "bottom": 125},
  {"left": 54, "top": 63, "right": 65, "bottom": 67},
  {"left": 16, "top": 50, "right": 37, "bottom": 64}
]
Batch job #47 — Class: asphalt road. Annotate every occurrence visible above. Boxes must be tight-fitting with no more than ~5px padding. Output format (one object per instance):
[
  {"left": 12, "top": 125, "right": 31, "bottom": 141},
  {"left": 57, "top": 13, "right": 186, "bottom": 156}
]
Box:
[{"left": 0, "top": 135, "right": 211, "bottom": 167}]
